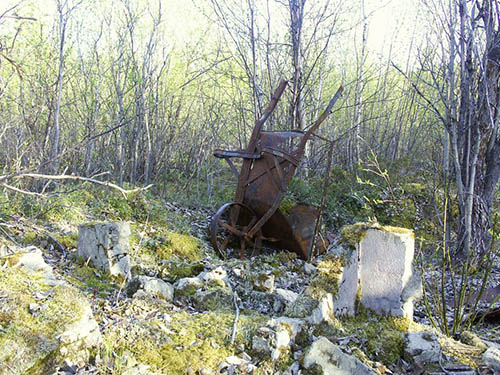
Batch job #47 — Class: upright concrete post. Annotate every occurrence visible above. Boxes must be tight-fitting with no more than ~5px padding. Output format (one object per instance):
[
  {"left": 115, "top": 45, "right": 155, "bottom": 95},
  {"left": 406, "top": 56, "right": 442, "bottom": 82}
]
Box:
[
  {"left": 358, "top": 227, "right": 417, "bottom": 318},
  {"left": 77, "top": 222, "right": 131, "bottom": 278}
]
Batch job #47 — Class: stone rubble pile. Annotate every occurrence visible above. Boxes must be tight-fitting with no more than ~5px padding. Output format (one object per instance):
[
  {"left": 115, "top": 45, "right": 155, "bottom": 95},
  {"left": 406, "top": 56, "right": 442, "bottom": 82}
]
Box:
[{"left": 2, "top": 220, "right": 498, "bottom": 375}]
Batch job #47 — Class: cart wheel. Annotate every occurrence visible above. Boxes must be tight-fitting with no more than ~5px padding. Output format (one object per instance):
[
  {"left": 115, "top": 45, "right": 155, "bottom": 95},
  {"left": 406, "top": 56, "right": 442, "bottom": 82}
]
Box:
[{"left": 209, "top": 202, "right": 259, "bottom": 258}]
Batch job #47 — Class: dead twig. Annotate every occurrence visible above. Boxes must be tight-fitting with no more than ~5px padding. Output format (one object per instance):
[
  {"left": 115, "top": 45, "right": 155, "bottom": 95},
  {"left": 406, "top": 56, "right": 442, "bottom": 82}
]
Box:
[
  {"left": 0, "top": 225, "right": 20, "bottom": 247},
  {"left": 0, "top": 183, "right": 44, "bottom": 196},
  {"left": 1, "top": 173, "right": 153, "bottom": 197},
  {"left": 230, "top": 291, "right": 240, "bottom": 345}
]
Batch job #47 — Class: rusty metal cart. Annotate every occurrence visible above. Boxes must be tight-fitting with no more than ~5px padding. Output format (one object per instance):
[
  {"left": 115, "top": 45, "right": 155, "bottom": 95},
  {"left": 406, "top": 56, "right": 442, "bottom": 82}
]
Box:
[{"left": 209, "top": 80, "right": 343, "bottom": 259}]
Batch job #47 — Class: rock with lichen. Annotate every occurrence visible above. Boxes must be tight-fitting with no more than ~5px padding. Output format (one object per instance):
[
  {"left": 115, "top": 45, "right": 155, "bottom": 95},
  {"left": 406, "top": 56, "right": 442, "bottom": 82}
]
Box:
[
  {"left": 0, "top": 264, "right": 101, "bottom": 374},
  {"left": 77, "top": 222, "right": 131, "bottom": 278},
  {"left": 126, "top": 275, "right": 174, "bottom": 301},
  {"left": 174, "top": 276, "right": 204, "bottom": 297},
  {"left": 302, "top": 336, "right": 376, "bottom": 374},
  {"left": 339, "top": 223, "right": 421, "bottom": 319},
  {"left": 404, "top": 331, "right": 441, "bottom": 363},
  {"left": 254, "top": 272, "right": 275, "bottom": 292},
  {"left": 482, "top": 347, "right": 500, "bottom": 374},
  {"left": 251, "top": 317, "right": 305, "bottom": 362}
]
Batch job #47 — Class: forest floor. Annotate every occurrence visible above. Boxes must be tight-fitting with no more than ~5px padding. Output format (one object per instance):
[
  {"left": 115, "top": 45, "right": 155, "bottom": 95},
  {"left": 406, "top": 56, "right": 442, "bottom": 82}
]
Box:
[{"left": 0, "top": 185, "right": 499, "bottom": 374}]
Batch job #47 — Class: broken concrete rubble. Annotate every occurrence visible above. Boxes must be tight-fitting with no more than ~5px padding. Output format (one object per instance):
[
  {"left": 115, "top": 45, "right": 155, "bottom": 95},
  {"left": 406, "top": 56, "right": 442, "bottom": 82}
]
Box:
[
  {"left": 127, "top": 275, "right": 174, "bottom": 301},
  {"left": 77, "top": 222, "right": 131, "bottom": 278},
  {"left": 404, "top": 331, "right": 441, "bottom": 363},
  {"left": 303, "top": 336, "right": 376, "bottom": 374}
]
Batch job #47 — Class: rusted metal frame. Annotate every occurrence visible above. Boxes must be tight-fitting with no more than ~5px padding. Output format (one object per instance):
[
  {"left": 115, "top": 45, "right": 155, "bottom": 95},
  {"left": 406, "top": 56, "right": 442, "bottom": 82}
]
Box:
[
  {"left": 245, "top": 154, "right": 298, "bottom": 187},
  {"left": 261, "top": 146, "right": 300, "bottom": 165},
  {"left": 263, "top": 158, "right": 282, "bottom": 193},
  {"left": 213, "top": 150, "right": 261, "bottom": 159},
  {"left": 229, "top": 80, "right": 289, "bottom": 226},
  {"left": 308, "top": 140, "right": 335, "bottom": 260},
  {"left": 247, "top": 189, "right": 287, "bottom": 238},
  {"left": 233, "top": 80, "right": 288, "bottom": 205},
  {"left": 209, "top": 202, "right": 259, "bottom": 257},
  {"left": 246, "top": 158, "right": 300, "bottom": 238},
  {"left": 213, "top": 149, "right": 262, "bottom": 179},
  {"left": 271, "top": 154, "right": 286, "bottom": 191}
]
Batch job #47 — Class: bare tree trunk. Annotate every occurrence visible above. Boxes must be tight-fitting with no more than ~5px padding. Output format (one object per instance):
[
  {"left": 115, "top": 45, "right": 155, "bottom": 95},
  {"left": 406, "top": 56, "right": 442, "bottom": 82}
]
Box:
[
  {"left": 353, "top": 0, "right": 367, "bottom": 167},
  {"left": 289, "top": 0, "right": 305, "bottom": 130}
]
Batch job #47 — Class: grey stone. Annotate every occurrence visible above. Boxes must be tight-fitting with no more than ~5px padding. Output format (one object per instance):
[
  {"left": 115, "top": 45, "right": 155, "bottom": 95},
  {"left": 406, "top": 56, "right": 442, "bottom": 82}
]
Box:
[
  {"left": 404, "top": 331, "right": 441, "bottom": 363},
  {"left": 225, "top": 355, "right": 247, "bottom": 366},
  {"left": 252, "top": 333, "right": 271, "bottom": 354},
  {"left": 309, "top": 294, "right": 334, "bottom": 325},
  {"left": 243, "top": 290, "right": 285, "bottom": 314},
  {"left": 127, "top": 276, "right": 174, "bottom": 301},
  {"left": 77, "top": 222, "right": 131, "bottom": 278},
  {"left": 122, "top": 364, "right": 156, "bottom": 375},
  {"left": 174, "top": 277, "right": 203, "bottom": 294},
  {"left": 192, "top": 288, "right": 233, "bottom": 311},
  {"left": 333, "top": 246, "right": 358, "bottom": 316},
  {"left": 14, "top": 247, "right": 52, "bottom": 273},
  {"left": 402, "top": 268, "right": 423, "bottom": 315},
  {"left": 254, "top": 272, "right": 275, "bottom": 292},
  {"left": 199, "top": 266, "right": 227, "bottom": 284},
  {"left": 483, "top": 347, "right": 500, "bottom": 374},
  {"left": 251, "top": 317, "right": 305, "bottom": 361},
  {"left": 58, "top": 305, "right": 102, "bottom": 362},
  {"left": 358, "top": 228, "right": 415, "bottom": 318},
  {"left": 11, "top": 247, "right": 65, "bottom": 286},
  {"left": 284, "top": 294, "right": 318, "bottom": 318},
  {"left": 274, "top": 288, "right": 299, "bottom": 305},
  {"left": 303, "top": 262, "right": 317, "bottom": 274},
  {"left": 268, "top": 317, "right": 305, "bottom": 341},
  {"left": 284, "top": 361, "right": 300, "bottom": 375},
  {"left": 484, "top": 340, "right": 500, "bottom": 351},
  {"left": 199, "top": 368, "right": 213, "bottom": 375},
  {"left": 303, "top": 337, "right": 376, "bottom": 375}
]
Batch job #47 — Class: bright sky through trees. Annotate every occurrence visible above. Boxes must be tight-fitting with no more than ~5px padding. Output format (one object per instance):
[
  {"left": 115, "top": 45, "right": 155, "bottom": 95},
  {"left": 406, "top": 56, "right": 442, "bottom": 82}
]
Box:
[{"left": 1, "top": 0, "right": 424, "bottom": 66}]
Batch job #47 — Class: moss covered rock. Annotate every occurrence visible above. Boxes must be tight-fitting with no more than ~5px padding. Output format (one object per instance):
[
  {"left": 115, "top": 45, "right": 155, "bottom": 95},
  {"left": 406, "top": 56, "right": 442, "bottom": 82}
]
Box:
[{"left": 0, "top": 266, "right": 101, "bottom": 374}]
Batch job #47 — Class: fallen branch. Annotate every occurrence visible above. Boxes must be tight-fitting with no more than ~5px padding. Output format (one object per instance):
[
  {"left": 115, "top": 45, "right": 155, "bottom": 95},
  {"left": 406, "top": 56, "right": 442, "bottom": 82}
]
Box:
[
  {"left": 230, "top": 291, "right": 240, "bottom": 345},
  {"left": 1, "top": 183, "right": 44, "bottom": 196},
  {"left": 2, "top": 173, "right": 153, "bottom": 197}
]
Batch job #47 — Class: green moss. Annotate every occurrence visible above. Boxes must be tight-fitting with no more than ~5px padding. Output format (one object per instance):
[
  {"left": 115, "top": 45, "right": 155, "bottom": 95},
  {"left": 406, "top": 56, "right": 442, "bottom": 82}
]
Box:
[
  {"left": 0, "top": 267, "right": 86, "bottom": 374},
  {"left": 301, "top": 363, "right": 324, "bottom": 375},
  {"left": 255, "top": 349, "right": 295, "bottom": 374},
  {"left": 192, "top": 289, "right": 234, "bottom": 311},
  {"left": 70, "top": 265, "right": 116, "bottom": 297},
  {"left": 100, "top": 310, "right": 267, "bottom": 374},
  {"left": 340, "top": 223, "right": 371, "bottom": 247},
  {"left": 142, "top": 231, "right": 203, "bottom": 263},
  {"left": 341, "top": 222, "right": 414, "bottom": 248},
  {"left": 51, "top": 232, "right": 78, "bottom": 249},
  {"left": 340, "top": 308, "right": 410, "bottom": 365},
  {"left": 307, "top": 254, "right": 344, "bottom": 299},
  {"left": 161, "top": 261, "right": 204, "bottom": 282},
  {"left": 21, "top": 231, "right": 39, "bottom": 245}
]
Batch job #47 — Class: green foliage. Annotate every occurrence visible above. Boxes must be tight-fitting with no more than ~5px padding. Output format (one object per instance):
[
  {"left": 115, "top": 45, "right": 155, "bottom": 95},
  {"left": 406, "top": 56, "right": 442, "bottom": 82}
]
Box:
[{"left": 286, "top": 162, "right": 439, "bottom": 248}]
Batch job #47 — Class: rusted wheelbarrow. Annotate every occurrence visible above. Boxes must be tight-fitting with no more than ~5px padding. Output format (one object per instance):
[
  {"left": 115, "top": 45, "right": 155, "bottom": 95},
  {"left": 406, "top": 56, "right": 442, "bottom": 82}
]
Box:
[{"left": 209, "top": 80, "right": 343, "bottom": 259}]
